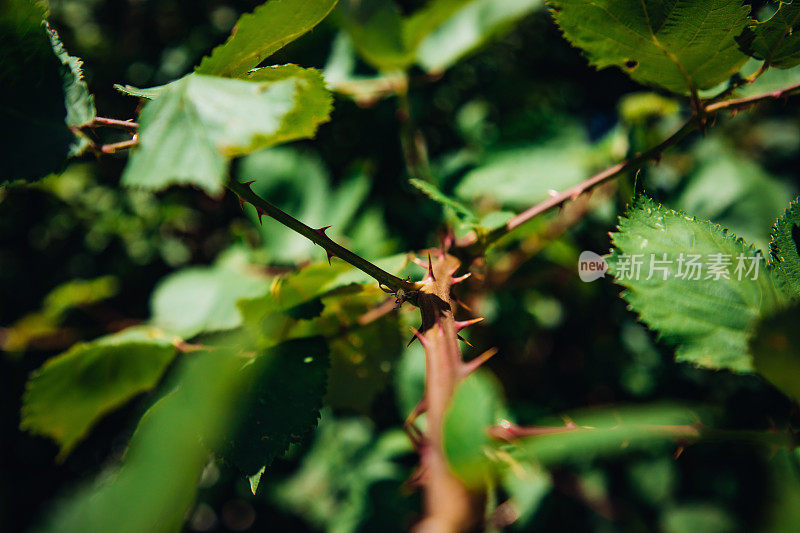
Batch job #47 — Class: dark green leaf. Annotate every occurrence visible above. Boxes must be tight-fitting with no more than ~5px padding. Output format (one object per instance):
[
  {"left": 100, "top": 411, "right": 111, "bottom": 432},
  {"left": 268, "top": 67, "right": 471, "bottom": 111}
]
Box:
[
  {"left": 737, "top": 1, "right": 800, "bottom": 68},
  {"left": 750, "top": 305, "right": 800, "bottom": 403},
  {"left": 219, "top": 337, "right": 330, "bottom": 475},
  {"left": 0, "top": 1, "right": 88, "bottom": 182},
  {"left": 548, "top": 0, "right": 751, "bottom": 95},
  {"left": 38, "top": 347, "right": 246, "bottom": 533},
  {"left": 770, "top": 198, "right": 800, "bottom": 298},
  {"left": 20, "top": 327, "right": 177, "bottom": 459}
]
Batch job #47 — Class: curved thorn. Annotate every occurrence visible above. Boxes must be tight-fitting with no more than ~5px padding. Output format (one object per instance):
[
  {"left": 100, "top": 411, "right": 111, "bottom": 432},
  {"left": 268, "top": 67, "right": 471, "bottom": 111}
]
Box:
[
  {"left": 454, "top": 317, "right": 484, "bottom": 331},
  {"left": 426, "top": 253, "right": 436, "bottom": 281},
  {"left": 456, "top": 334, "right": 472, "bottom": 347},
  {"left": 460, "top": 347, "right": 498, "bottom": 377},
  {"left": 451, "top": 272, "right": 472, "bottom": 285}
]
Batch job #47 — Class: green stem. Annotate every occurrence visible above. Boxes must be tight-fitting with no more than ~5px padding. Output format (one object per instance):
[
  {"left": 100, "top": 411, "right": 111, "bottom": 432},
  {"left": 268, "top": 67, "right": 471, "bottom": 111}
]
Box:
[{"left": 228, "top": 180, "right": 417, "bottom": 295}]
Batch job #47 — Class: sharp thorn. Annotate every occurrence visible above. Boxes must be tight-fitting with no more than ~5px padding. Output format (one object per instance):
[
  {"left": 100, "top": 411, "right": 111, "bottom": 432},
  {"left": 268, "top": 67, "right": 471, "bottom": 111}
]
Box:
[
  {"left": 457, "top": 334, "right": 472, "bottom": 347},
  {"left": 426, "top": 253, "right": 436, "bottom": 281},
  {"left": 313, "top": 225, "right": 332, "bottom": 237},
  {"left": 408, "top": 327, "right": 427, "bottom": 348},
  {"left": 411, "top": 256, "right": 428, "bottom": 268},
  {"left": 238, "top": 197, "right": 246, "bottom": 211},
  {"left": 451, "top": 272, "right": 471, "bottom": 285},
  {"left": 454, "top": 317, "right": 484, "bottom": 331},
  {"left": 325, "top": 250, "right": 336, "bottom": 265},
  {"left": 453, "top": 297, "right": 472, "bottom": 312},
  {"left": 256, "top": 207, "right": 266, "bottom": 226},
  {"left": 460, "top": 347, "right": 498, "bottom": 377},
  {"left": 241, "top": 180, "right": 256, "bottom": 193}
]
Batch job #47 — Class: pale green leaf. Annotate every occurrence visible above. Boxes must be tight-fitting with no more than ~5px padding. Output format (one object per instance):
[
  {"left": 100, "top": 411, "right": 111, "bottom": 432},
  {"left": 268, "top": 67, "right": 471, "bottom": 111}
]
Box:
[
  {"left": 737, "top": 1, "right": 800, "bottom": 68},
  {"left": 20, "top": 327, "right": 177, "bottom": 459},
  {"left": 548, "top": 0, "right": 752, "bottom": 95},
  {"left": 443, "top": 370, "right": 508, "bottom": 487},
  {"left": 195, "top": 0, "right": 338, "bottom": 77},
  {"left": 416, "top": 0, "right": 543, "bottom": 72},
  {"left": 770, "top": 198, "right": 800, "bottom": 298},
  {"left": 455, "top": 132, "right": 591, "bottom": 209},
  {"left": 151, "top": 252, "right": 268, "bottom": 338},
  {"left": 122, "top": 70, "right": 331, "bottom": 194},
  {"left": 608, "top": 197, "right": 787, "bottom": 372},
  {"left": 337, "top": 0, "right": 474, "bottom": 70}
]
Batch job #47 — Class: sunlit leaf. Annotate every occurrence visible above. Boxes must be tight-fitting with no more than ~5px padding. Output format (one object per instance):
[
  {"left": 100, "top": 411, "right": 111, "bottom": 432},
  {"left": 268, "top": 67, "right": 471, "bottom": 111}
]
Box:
[
  {"left": 195, "top": 0, "right": 339, "bottom": 77},
  {"left": 416, "top": 0, "right": 543, "bottom": 72},
  {"left": 151, "top": 251, "right": 268, "bottom": 338},
  {"left": 548, "top": 0, "right": 751, "bottom": 95},
  {"left": 608, "top": 197, "right": 787, "bottom": 372},
  {"left": 121, "top": 70, "right": 332, "bottom": 194}
]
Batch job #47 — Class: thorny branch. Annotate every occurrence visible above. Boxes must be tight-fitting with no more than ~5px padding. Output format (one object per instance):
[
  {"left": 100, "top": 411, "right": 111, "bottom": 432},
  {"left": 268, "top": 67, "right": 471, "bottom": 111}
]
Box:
[
  {"left": 461, "top": 80, "right": 800, "bottom": 254},
  {"left": 228, "top": 179, "right": 418, "bottom": 297}
]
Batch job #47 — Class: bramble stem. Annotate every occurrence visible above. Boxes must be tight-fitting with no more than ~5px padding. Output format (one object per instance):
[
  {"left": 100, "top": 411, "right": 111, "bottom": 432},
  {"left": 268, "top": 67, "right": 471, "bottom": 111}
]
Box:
[
  {"left": 228, "top": 180, "right": 417, "bottom": 295},
  {"left": 467, "top": 80, "right": 800, "bottom": 253}
]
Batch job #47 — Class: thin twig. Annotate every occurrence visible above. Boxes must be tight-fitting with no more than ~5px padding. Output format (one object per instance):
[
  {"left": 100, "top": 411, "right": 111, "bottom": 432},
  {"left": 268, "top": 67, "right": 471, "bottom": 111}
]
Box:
[
  {"left": 466, "top": 80, "right": 800, "bottom": 253},
  {"left": 91, "top": 116, "right": 140, "bottom": 130},
  {"left": 228, "top": 180, "right": 417, "bottom": 296}
]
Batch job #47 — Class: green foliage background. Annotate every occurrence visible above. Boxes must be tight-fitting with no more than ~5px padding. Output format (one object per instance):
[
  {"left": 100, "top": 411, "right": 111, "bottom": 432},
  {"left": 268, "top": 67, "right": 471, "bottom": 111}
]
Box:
[{"left": 3, "top": 0, "right": 800, "bottom": 531}]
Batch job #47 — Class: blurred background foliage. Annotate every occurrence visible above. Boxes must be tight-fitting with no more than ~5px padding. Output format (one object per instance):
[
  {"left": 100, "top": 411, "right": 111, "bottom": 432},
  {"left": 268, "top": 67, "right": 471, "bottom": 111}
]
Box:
[{"left": 2, "top": 0, "right": 800, "bottom": 531}]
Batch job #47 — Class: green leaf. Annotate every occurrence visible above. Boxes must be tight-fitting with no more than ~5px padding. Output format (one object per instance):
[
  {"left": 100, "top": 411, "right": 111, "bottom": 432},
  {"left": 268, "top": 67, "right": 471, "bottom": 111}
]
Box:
[
  {"left": 336, "top": 0, "right": 409, "bottom": 70},
  {"left": 547, "top": 0, "right": 752, "bottom": 95},
  {"left": 238, "top": 149, "right": 386, "bottom": 263},
  {"left": 737, "top": 1, "right": 800, "bottom": 68},
  {"left": 122, "top": 69, "right": 331, "bottom": 194},
  {"left": 151, "top": 251, "right": 268, "bottom": 338},
  {"left": 46, "top": 24, "right": 95, "bottom": 132},
  {"left": 607, "top": 197, "right": 787, "bottom": 372},
  {"left": 0, "top": 1, "right": 91, "bottom": 182},
  {"left": 195, "top": 0, "right": 338, "bottom": 77},
  {"left": 673, "top": 139, "right": 793, "bottom": 253},
  {"left": 416, "top": 0, "right": 543, "bottom": 72},
  {"left": 38, "top": 346, "right": 246, "bottom": 533},
  {"left": 20, "top": 327, "right": 177, "bottom": 459},
  {"left": 443, "top": 370, "right": 508, "bottom": 487},
  {"left": 770, "top": 198, "right": 800, "bottom": 299},
  {"left": 455, "top": 132, "right": 591, "bottom": 209},
  {"left": 337, "top": 0, "right": 473, "bottom": 70},
  {"left": 219, "top": 337, "right": 329, "bottom": 475},
  {"left": 410, "top": 178, "right": 478, "bottom": 225},
  {"left": 750, "top": 305, "right": 800, "bottom": 403},
  {"left": 273, "top": 414, "right": 412, "bottom": 532}
]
